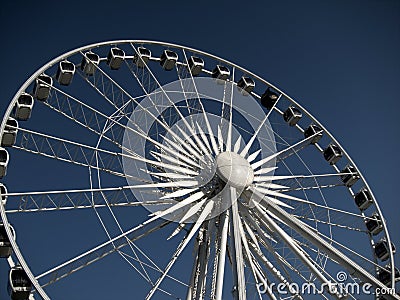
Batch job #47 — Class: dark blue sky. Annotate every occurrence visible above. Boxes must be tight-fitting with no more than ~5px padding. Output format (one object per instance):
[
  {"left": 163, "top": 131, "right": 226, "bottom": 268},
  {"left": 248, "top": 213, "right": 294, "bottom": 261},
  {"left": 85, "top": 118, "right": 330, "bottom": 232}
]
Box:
[{"left": 1, "top": 0, "right": 399, "bottom": 299}]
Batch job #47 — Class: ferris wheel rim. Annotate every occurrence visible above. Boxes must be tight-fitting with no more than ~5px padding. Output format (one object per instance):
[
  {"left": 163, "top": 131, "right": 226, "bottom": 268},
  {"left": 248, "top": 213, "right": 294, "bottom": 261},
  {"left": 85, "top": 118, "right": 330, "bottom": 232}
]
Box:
[{"left": 0, "top": 39, "right": 397, "bottom": 299}]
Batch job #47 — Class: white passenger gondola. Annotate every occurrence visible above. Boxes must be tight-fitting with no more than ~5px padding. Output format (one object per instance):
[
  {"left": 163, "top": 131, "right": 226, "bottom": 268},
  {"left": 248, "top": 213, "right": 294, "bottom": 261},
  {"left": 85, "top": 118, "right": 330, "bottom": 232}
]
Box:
[
  {"left": 237, "top": 76, "right": 255, "bottom": 95},
  {"left": 374, "top": 239, "right": 396, "bottom": 261},
  {"left": 323, "top": 144, "right": 342, "bottom": 165},
  {"left": 354, "top": 188, "right": 373, "bottom": 210},
  {"left": 188, "top": 56, "right": 204, "bottom": 76},
  {"left": 33, "top": 74, "right": 53, "bottom": 101},
  {"left": 377, "top": 265, "right": 400, "bottom": 286},
  {"left": 260, "top": 87, "right": 279, "bottom": 110},
  {"left": 8, "top": 266, "right": 32, "bottom": 300},
  {"left": 1, "top": 118, "right": 18, "bottom": 147},
  {"left": 81, "top": 51, "right": 100, "bottom": 76},
  {"left": 160, "top": 50, "right": 178, "bottom": 71},
  {"left": 283, "top": 106, "right": 302, "bottom": 126},
  {"left": 0, "top": 183, "right": 7, "bottom": 206},
  {"left": 0, "top": 222, "right": 15, "bottom": 258},
  {"left": 212, "top": 65, "right": 230, "bottom": 81},
  {"left": 365, "top": 213, "right": 383, "bottom": 235},
  {"left": 14, "top": 93, "right": 33, "bottom": 121},
  {"left": 304, "top": 124, "right": 323, "bottom": 144},
  {"left": 56, "top": 60, "right": 75, "bottom": 85},
  {"left": 0, "top": 147, "right": 9, "bottom": 178},
  {"left": 340, "top": 165, "right": 360, "bottom": 187},
  {"left": 133, "top": 47, "right": 151, "bottom": 68},
  {"left": 107, "top": 47, "right": 125, "bottom": 70}
]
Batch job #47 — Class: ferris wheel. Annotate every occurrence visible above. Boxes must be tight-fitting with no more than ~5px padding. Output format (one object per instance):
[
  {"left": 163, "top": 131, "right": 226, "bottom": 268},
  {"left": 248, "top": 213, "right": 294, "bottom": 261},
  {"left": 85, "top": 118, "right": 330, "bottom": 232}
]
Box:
[{"left": 0, "top": 40, "right": 399, "bottom": 300}]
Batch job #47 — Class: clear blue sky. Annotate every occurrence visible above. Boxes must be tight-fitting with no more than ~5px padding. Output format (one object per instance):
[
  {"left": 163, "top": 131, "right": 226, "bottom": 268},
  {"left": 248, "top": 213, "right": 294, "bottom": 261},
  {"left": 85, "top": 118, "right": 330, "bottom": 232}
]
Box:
[{"left": 0, "top": 0, "right": 399, "bottom": 299}]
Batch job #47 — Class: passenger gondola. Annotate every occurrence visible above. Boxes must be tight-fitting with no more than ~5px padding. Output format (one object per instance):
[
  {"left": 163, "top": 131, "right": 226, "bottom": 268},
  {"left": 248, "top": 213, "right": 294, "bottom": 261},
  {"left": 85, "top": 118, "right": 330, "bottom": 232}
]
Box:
[
  {"left": 354, "top": 188, "right": 373, "bottom": 210},
  {"left": 260, "top": 87, "right": 279, "bottom": 110},
  {"left": 1, "top": 118, "right": 18, "bottom": 147},
  {"left": 1, "top": 183, "right": 7, "bottom": 206},
  {"left": 237, "top": 76, "right": 255, "bottom": 95},
  {"left": 374, "top": 239, "right": 396, "bottom": 261},
  {"left": 377, "top": 265, "right": 400, "bottom": 286},
  {"left": 283, "top": 106, "right": 302, "bottom": 126},
  {"left": 81, "top": 51, "right": 100, "bottom": 76},
  {"left": 107, "top": 47, "right": 125, "bottom": 70},
  {"left": 33, "top": 74, "right": 53, "bottom": 101},
  {"left": 340, "top": 165, "right": 360, "bottom": 187},
  {"left": 365, "top": 213, "right": 383, "bottom": 235},
  {"left": 14, "top": 93, "right": 34, "bottom": 121},
  {"left": 188, "top": 56, "right": 204, "bottom": 76},
  {"left": 160, "top": 50, "right": 178, "bottom": 71},
  {"left": 8, "top": 266, "right": 32, "bottom": 300},
  {"left": 304, "top": 124, "right": 323, "bottom": 144},
  {"left": 133, "top": 47, "right": 151, "bottom": 68},
  {"left": 56, "top": 60, "right": 75, "bottom": 85},
  {"left": 0, "top": 147, "right": 9, "bottom": 178},
  {"left": 323, "top": 144, "right": 342, "bottom": 165},
  {"left": 0, "top": 223, "right": 14, "bottom": 258},
  {"left": 212, "top": 65, "right": 230, "bottom": 81}
]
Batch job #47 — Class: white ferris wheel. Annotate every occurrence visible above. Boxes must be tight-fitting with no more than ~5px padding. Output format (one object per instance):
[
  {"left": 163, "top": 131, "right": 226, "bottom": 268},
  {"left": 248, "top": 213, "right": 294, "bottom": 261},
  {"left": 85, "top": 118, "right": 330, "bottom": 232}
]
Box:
[{"left": 0, "top": 40, "right": 399, "bottom": 300}]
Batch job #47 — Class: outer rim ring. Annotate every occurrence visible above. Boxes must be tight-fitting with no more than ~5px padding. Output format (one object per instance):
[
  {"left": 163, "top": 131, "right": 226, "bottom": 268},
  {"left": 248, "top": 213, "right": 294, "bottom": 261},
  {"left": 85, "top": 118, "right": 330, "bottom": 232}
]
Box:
[{"left": 0, "top": 39, "right": 395, "bottom": 298}]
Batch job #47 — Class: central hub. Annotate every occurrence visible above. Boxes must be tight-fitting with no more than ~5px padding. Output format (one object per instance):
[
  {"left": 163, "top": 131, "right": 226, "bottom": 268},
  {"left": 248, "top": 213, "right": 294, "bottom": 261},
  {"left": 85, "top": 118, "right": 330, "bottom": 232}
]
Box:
[{"left": 215, "top": 151, "right": 254, "bottom": 189}]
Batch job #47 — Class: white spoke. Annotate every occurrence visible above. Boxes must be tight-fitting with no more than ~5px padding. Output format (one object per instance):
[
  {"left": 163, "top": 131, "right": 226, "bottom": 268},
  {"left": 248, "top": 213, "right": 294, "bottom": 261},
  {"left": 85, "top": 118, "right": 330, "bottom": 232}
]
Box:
[
  {"left": 250, "top": 190, "right": 396, "bottom": 293},
  {"left": 252, "top": 201, "right": 343, "bottom": 298},
  {"left": 239, "top": 203, "right": 302, "bottom": 298},
  {"left": 146, "top": 171, "right": 194, "bottom": 180},
  {"left": 5, "top": 186, "right": 174, "bottom": 213},
  {"left": 178, "top": 198, "right": 207, "bottom": 224},
  {"left": 161, "top": 188, "right": 198, "bottom": 199},
  {"left": 228, "top": 186, "right": 246, "bottom": 300},
  {"left": 253, "top": 166, "right": 278, "bottom": 176},
  {"left": 36, "top": 218, "right": 170, "bottom": 286},
  {"left": 251, "top": 132, "right": 321, "bottom": 170},
  {"left": 214, "top": 209, "right": 230, "bottom": 300},
  {"left": 237, "top": 219, "right": 266, "bottom": 300},
  {"left": 253, "top": 172, "right": 350, "bottom": 184},
  {"left": 251, "top": 186, "right": 303, "bottom": 203},
  {"left": 240, "top": 94, "right": 281, "bottom": 157},
  {"left": 85, "top": 56, "right": 205, "bottom": 167},
  {"left": 180, "top": 48, "right": 220, "bottom": 156},
  {"left": 217, "top": 125, "right": 224, "bottom": 152},
  {"left": 144, "top": 190, "right": 205, "bottom": 224},
  {"left": 150, "top": 150, "right": 197, "bottom": 170},
  {"left": 250, "top": 188, "right": 295, "bottom": 209},
  {"left": 226, "top": 67, "right": 235, "bottom": 151},
  {"left": 145, "top": 200, "right": 214, "bottom": 299},
  {"left": 44, "top": 83, "right": 198, "bottom": 171},
  {"left": 134, "top": 181, "right": 199, "bottom": 190},
  {"left": 247, "top": 149, "right": 262, "bottom": 163},
  {"left": 233, "top": 135, "right": 242, "bottom": 153},
  {"left": 130, "top": 44, "right": 211, "bottom": 159},
  {"left": 196, "top": 121, "right": 212, "bottom": 154}
]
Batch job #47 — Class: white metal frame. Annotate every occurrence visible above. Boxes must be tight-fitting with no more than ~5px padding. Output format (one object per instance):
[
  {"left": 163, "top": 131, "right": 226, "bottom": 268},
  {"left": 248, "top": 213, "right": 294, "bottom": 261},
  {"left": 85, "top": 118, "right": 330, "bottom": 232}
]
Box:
[{"left": 0, "top": 40, "right": 397, "bottom": 300}]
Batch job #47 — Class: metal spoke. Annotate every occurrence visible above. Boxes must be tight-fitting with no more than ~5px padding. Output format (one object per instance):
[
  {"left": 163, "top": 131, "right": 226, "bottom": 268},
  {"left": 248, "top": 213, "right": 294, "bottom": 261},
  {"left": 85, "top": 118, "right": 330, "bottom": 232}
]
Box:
[
  {"left": 214, "top": 209, "right": 230, "bottom": 300},
  {"left": 240, "top": 94, "right": 282, "bottom": 158},
  {"left": 251, "top": 131, "right": 321, "bottom": 170},
  {"left": 249, "top": 189, "right": 396, "bottom": 294},
  {"left": 44, "top": 83, "right": 197, "bottom": 169},
  {"left": 145, "top": 200, "right": 214, "bottom": 299},
  {"left": 229, "top": 187, "right": 246, "bottom": 300},
  {"left": 36, "top": 218, "right": 170, "bottom": 287},
  {"left": 129, "top": 43, "right": 210, "bottom": 158}
]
